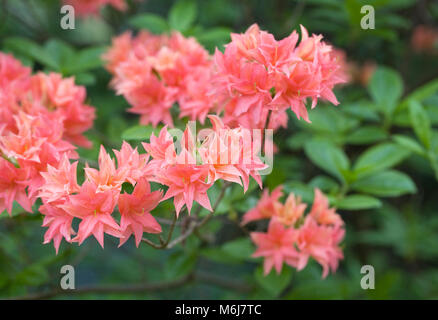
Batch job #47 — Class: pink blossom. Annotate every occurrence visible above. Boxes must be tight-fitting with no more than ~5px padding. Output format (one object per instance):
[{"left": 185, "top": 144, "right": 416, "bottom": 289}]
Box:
[
  {"left": 40, "top": 203, "right": 75, "bottom": 254},
  {"left": 0, "top": 157, "right": 32, "bottom": 214},
  {"left": 296, "top": 216, "right": 344, "bottom": 278},
  {"left": 118, "top": 178, "right": 162, "bottom": 247},
  {"left": 241, "top": 186, "right": 283, "bottom": 225},
  {"left": 61, "top": 181, "right": 122, "bottom": 247},
  {"left": 309, "top": 188, "right": 343, "bottom": 227},
  {"left": 251, "top": 219, "right": 300, "bottom": 275}
]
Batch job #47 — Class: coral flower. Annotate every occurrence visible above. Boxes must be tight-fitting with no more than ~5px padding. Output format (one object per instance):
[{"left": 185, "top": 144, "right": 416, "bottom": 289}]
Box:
[
  {"left": 0, "top": 157, "right": 32, "bottom": 214},
  {"left": 85, "top": 145, "right": 129, "bottom": 192},
  {"left": 118, "top": 178, "right": 162, "bottom": 247},
  {"left": 309, "top": 188, "right": 343, "bottom": 226},
  {"left": 241, "top": 186, "right": 283, "bottom": 225},
  {"left": 63, "top": 0, "right": 128, "bottom": 17},
  {"left": 61, "top": 182, "right": 122, "bottom": 247},
  {"left": 39, "top": 154, "right": 80, "bottom": 203},
  {"left": 158, "top": 156, "right": 212, "bottom": 216},
  {"left": 274, "top": 193, "right": 307, "bottom": 227},
  {"left": 251, "top": 219, "right": 299, "bottom": 275},
  {"left": 40, "top": 203, "right": 75, "bottom": 254},
  {"left": 296, "top": 216, "right": 344, "bottom": 278}
]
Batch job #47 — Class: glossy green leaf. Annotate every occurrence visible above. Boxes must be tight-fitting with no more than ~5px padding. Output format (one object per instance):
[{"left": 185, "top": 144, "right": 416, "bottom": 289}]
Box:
[
  {"left": 129, "top": 14, "right": 169, "bottom": 34},
  {"left": 121, "top": 125, "right": 160, "bottom": 141},
  {"left": 304, "top": 139, "right": 350, "bottom": 182},
  {"left": 351, "top": 170, "right": 416, "bottom": 197},
  {"left": 346, "top": 126, "right": 387, "bottom": 145},
  {"left": 168, "top": 0, "right": 197, "bottom": 32},
  {"left": 353, "top": 143, "right": 411, "bottom": 178},
  {"left": 409, "top": 100, "right": 432, "bottom": 149},
  {"left": 392, "top": 134, "right": 426, "bottom": 155},
  {"left": 336, "top": 194, "right": 382, "bottom": 210},
  {"left": 368, "top": 67, "right": 403, "bottom": 116}
]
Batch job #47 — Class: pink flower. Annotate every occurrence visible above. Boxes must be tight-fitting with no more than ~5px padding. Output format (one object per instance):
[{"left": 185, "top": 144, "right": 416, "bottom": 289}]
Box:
[
  {"left": 274, "top": 193, "right": 307, "bottom": 227},
  {"left": 84, "top": 145, "right": 129, "bottom": 192},
  {"left": 309, "top": 188, "right": 343, "bottom": 226},
  {"left": 113, "top": 141, "right": 152, "bottom": 184},
  {"left": 0, "top": 157, "right": 32, "bottom": 215},
  {"left": 30, "top": 72, "right": 95, "bottom": 148},
  {"left": 39, "top": 154, "right": 80, "bottom": 203},
  {"left": 158, "top": 156, "right": 212, "bottom": 216},
  {"left": 241, "top": 186, "right": 283, "bottom": 225},
  {"left": 142, "top": 126, "right": 176, "bottom": 169},
  {"left": 63, "top": 0, "right": 128, "bottom": 17},
  {"left": 118, "top": 178, "right": 162, "bottom": 247},
  {"left": 296, "top": 216, "right": 344, "bottom": 278},
  {"left": 411, "top": 25, "right": 438, "bottom": 54},
  {"left": 251, "top": 219, "right": 299, "bottom": 275},
  {"left": 104, "top": 31, "right": 214, "bottom": 126},
  {"left": 40, "top": 203, "right": 75, "bottom": 254},
  {"left": 61, "top": 181, "right": 122, "bottom": 247}
]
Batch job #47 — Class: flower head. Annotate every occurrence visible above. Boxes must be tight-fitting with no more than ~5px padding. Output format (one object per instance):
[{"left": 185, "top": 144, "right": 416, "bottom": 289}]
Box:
[
  {"left": 251, "top": 219, "right": 299, "bottom": 275},
  {"left": 118, "top": 178, "right": 162, "bottom": 247}
]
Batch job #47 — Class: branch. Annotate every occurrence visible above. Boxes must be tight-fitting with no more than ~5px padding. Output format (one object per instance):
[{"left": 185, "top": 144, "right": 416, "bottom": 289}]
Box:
[
  {"left": 9, "top": 274, "right": 193, "bottom": 300},
  {"left": 9, "top": 268, "right": 254, "bottom": 300},
  {"left": 166, "top": 182, "right": 231, "bottom": 249}
]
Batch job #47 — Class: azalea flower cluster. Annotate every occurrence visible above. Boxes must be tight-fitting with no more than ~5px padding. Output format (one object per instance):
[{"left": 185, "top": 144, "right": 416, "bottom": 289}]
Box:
[
  {"left": 213, "top": 24, "right": 348, "bottom": 129},
  {"left": 39, "top": 143, "right": 162, "bottom": 253},
  {"left": 103, "top": 31, "right": 214, "bottom": 126},
  {"left": 243, "top": 186, "right": 345, "bottom": 278},
  {"left": 38, "top": 115, "right": 266, "bottom": 252},
  {"left": 0, "top": 52, "right": 95, "bottom": 217},
  {"left": 104, "top": 24, "right": 348, "bottom": 130},
  {"left": 63, "top": 0, "right": 128, "bottom": 17}
]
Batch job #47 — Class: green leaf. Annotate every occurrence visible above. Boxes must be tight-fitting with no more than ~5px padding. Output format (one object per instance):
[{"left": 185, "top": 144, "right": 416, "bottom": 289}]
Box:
[
  {"left": 283, "top": 182, "right": 314, "bottom": 203},
  {"left": 308, "top": 175, "right": 340, "bottom": 193},
  {"left": 15, "top": 264, "right": 49, "bottom": 286},
  {"left": 353, "top": 143, "right": 411, "bottom": 179},
  {"left": 336, "top": 194, "right": 382, "bottom": 210},
  {"left": 74, "top": 72, "right": 96, "bottom": 85},
  {"left": 129, "top": 14, "right": 169, "bottom": 34},
  {"left": 65, "top": 47, "right": 105, "bottom": 74},
  {"left": 255, "top": 265, "right": 292, "bottom": 297},
  {"left": 195, "top": 27, "right": 232, "bottom": 51},
  {"left": 351, "top": 170, "right": 416, "bottom": 197},
  {"left": 346, "top": 126, "right": 387, "bottom": 145},
  {"left": 368, "top": 67, "right": 403, "bottom": 116},
  {"left": 304, "top": 139, "right": 350, "bottom": 182},
  {"left": 44, "top": 39, "right": 75, "bottom": 70},
  {"left": 301, "top": 107, "right": 359, "bottom": 134},
  {"left": 409, "top": 100, "right": 432, "bottom": 149},
  {"left": 165, "top": 251, "right": 197, "bottom": 280},
  {"left": 399, "top": 78, "right": 438, "bottom": 110},
  {"left": 221, "top": 238, "right": 254, "bottom": 261},
  {"left": 392, "top": 134, "right": 426, "bottom": 155},
  {"left": 3, "top": 37, "right": 59, "bottom": 70},
  {"left": 168, "top": 0, "right": 197, "bottom": 32},
  {"left": 121, "top": 125, "right": 160, "bottom": 141}
]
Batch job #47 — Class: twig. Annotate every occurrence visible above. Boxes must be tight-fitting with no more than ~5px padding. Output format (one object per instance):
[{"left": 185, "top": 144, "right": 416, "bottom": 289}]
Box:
[
  {"left": 141, "top": 212, "right": 178, "bottom": 249},
  {"left": 9, "top": 269, "right": 254, "bottom": 300},
  {"left": 166, "top": 182, "right": 231, "bottom": 249},
  {"left": 9, "top": 274, "right": 193, "bottom": 300}
]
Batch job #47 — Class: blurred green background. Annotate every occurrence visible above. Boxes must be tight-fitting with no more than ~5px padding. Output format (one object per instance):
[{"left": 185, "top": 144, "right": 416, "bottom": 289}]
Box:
[{"left": 1, "top": 0, "right": 438, "bottom": 299}]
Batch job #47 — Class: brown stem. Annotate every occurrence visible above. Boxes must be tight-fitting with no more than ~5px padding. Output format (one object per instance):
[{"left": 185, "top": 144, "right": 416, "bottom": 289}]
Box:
[
  {"left": 8, "top": 269, "right": 254, "bottom": 300},
  {"left": 9, "top": 274, "right": 193, "bottom": 300},
  {"left": 166, "top": 182, "right": 231, "bottom": 249},
  {"left": 142, "top": 182, "right": 231, "bottom": 250}
]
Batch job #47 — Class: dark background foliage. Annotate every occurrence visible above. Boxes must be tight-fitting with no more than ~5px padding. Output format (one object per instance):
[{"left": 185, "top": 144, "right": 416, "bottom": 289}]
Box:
[{"left": 1, "top": 0, "right": 438, "bottom": 299}]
